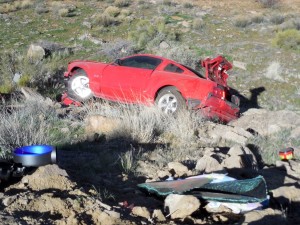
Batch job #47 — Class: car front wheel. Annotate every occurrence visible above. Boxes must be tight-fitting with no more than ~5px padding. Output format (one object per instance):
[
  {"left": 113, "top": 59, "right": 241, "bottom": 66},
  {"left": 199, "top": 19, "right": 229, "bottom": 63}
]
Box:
[
  {"left": 155, "top": 87, "right": 186, "bottom": 114},
  {"left": 67, "top": 70, "right": 93, "bottom": 102}
]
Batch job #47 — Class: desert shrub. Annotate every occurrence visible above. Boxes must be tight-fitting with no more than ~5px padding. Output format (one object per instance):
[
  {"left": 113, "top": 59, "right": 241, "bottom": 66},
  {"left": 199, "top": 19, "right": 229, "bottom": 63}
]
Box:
[
  {"left": 119, "top": 146, "right": 141, "bottom": 174},
  {"left": 161, "top": 0, "right": 174, "bottom": 6},
  {"left": 35, "top": 3, "right": 49, "bottom": 14},
  {"left": 258, "top": 0, "right": 279, "bottom": 8},
  {"left": 192, "top": 18, "right": 205, "bottom": 30},
  {"left": 234, "top": 16, "right": 251, "bottom": 28},
  {"left": 0, "top": 51, "right": 18, "bottom": 93},
  {"left": 0, "top": 0, "right": 14, "bottom": 3},
  {"left": 0, "top": 0, "right": 34, "bottom": 13},
  {"left": 183, "top": 1, "right": 194, "bottom": 8},
  {"left": 50, "top": 1, "right": 77, "bottom": 17},
  {"left": 120, "top": 8, "right": 131, "bottom": 17},
  {"left": 114, "top": 0, "right": 131, "bottom": 7},
  {"left": 270, "top": 14, "right": 285, "bottom": 25},
  {"left": 17, "top": 74, "right": 31, "bottom": 87},
  {"left": 104, "top": 6, "right": 120, "bottom": 17},
  {"left": 156, "top": 45, "right": 198, "bottom": 68},
  {"left": 92, "top": 12, "right": 116, "bottom": 27},
  {"left": 58, "top": 8, "right": 69, "bottom": 17},
  {"left": 0, "top": 50, "right": 67, "bottom": 96},
  {"left": 272, "top": 29, "right": 300, "bottom": 50},
  {"left": 277, "top": 18, "right": 300, "bottom": 31},
  {"left": 128, "top": 18, "right": 169, "bottom": 49},
  {"left": 0, "top": 101, "right": 58, "bottom": 159},
  {"left": 251, "top": 15, "right": 264, "bottom": 24},
  {"left": 101, "top": 39, "right": 136, "bottom": 60}
]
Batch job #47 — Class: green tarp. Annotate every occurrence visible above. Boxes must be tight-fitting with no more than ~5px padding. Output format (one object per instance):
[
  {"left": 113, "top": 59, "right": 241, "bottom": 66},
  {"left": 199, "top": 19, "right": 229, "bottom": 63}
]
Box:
[{"left": 138, "top": 175, "right": 268, "bottom": 203}]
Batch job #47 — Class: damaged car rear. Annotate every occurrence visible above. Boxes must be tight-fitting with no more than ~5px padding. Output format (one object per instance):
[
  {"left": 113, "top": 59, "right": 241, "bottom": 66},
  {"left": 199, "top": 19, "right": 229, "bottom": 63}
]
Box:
[{"left": 62, "top": 54, "right": 240, "bottom": 123}]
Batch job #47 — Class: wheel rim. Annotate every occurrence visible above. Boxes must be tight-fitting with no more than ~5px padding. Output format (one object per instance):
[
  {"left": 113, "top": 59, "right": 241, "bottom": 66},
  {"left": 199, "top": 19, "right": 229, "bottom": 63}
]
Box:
[
  {"left": 71, "top": 76, "right": 91, "bottom": 98},
  {"left": 157, "top": 93, "right": 178, "bottom": 114}
]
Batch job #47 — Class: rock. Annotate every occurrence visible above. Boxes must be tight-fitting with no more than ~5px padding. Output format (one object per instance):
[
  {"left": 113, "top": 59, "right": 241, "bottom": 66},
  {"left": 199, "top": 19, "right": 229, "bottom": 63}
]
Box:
[
  {"left": 20, "top": 165, "right": 74, "bottom": 191},
  {"left": 82, "top": 21, "right": 92, "bottom": 29},
  {"left": 233, "top": 61, "right": 247, "bottom": 70},
  {"left": 195, "top": 155, "right": 224, "bottom": 173},
  {"left": 87, "top": 210, "right": 117, "bottom": 225},
  {"left": 272, "top": 185, "right": 300, "bottom": 204},
  {"left": 230, "top": 109, "right": 300, "bottom": 137},
  {"left": 275, "top": 160, "right": 300, "bottom": 178},
  {"left": 157, "top": 170, "right": 171, "bottom": 179},
  {"left": 208, "top": 123, "right": 253, "bottom": 145},
  {"left": 131, "top": 206, "right": 151, "bottom": 219},
  {"left": 205, "top": 202, "right": 233, "bottom": 214},
  {"left": 104, "top": 210, "right": 121, "bottom": 219},
  {"left": 181, "top": 20, "right": 191, "bottom": 28},
  {"left": 159, "top": 41, "right": 170, "bottom": 49},
  {"left": 27, "top": 44, "right": 45, "bottom": 61},
  {"left": 2, "top": 196, "right": 16, "bottom": 206},
  {"left": 222, "top": 145, "right": 258, "bottom": 170},
  {"left": 27, "top": 40, "right": 71, "bottom": 61},
  {"left": 168, "top": 162, "right": 189, "bottom": 177},
  {"left": 20, "top": 87, "right": 55, "bottom": 106},
  {"left": 241, "top": 208, "right": 286, "bottom": 225},
  {"left": 164, "top": 194, "right": 200, "bottom": 219},
  {"left": 152, "top": 209, "right": 166, "bottom": 222},
  {"left": 222, "top": 155, "right": 245, "bottom": 169}
]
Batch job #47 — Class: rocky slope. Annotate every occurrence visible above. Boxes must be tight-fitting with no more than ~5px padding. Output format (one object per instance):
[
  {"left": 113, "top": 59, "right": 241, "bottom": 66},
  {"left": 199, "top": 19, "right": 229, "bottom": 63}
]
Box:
[{"left": 1, "top": 98, "right": 299, "bottom": 225}]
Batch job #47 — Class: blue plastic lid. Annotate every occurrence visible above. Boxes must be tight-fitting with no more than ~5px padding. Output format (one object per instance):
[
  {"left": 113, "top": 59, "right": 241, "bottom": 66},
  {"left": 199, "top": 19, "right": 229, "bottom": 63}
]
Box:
[{"left": 14, "top": 145, "right": 54, "bottom": 156}]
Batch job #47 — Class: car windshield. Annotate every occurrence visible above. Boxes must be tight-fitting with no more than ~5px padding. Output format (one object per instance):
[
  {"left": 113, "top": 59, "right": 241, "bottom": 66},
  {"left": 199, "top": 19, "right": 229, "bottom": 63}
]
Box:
[{"left": 119, "top": 56, "right": 162, "bottom": 70}]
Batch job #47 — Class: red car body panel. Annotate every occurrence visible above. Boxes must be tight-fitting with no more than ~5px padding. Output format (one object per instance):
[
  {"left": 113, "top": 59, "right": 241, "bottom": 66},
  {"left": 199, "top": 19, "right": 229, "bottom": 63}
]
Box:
[{"left": 64, "top": 54, "right": 240, "bottom": 122}]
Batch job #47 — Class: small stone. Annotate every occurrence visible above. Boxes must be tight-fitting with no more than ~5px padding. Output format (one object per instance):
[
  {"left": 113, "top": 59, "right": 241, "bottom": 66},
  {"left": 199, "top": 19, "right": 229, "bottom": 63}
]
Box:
[
  {"left": 168, "top": 162, "right": 189, "bottom": 177},
  {"left": 104, "top": 210, "right": 120, "bottom": 219},
  {"left": 159, "top": 41, "right": 170, "bottom": 49},
  {"left": 157, "top": 170, "right": 171, "bottom": 179},
  {"left": 132, "top": 206, "right": 151, "bottom": 219},
  {"left": 3, "top": 196, "right": 16, "bottom": 206},
  {"left": 195, "top": 155, "right": 223, "bottom": 173},
  {"left": 152, "top": 209, "right": 166, "bottom": 222}
]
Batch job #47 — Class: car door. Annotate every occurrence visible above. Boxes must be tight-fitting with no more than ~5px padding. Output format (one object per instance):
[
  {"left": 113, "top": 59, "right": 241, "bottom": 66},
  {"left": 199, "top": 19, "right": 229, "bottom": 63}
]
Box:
[{"left": 100, "top": 56, "right": 162, "bottom": 103}]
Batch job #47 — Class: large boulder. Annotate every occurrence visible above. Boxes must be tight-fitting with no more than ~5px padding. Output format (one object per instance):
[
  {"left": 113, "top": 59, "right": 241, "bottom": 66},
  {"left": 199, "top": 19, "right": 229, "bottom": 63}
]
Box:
[
  {"left": 230, "top": 109, "right": 300, "bottom": 137},
  {"left": 202, "top": 122, "right": 253, "bottom": 145}
]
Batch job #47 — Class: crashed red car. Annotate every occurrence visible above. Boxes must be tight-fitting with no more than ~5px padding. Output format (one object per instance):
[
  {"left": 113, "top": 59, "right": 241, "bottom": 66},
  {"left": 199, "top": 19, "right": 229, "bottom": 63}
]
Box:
[{"left": 62, "top": 54, "right": 240, "bottom": 122}]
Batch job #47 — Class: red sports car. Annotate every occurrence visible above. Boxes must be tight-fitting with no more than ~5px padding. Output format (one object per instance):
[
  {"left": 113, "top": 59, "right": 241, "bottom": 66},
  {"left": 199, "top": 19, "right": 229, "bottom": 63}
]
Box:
[{"left": 62, "top": 54, "right": 240, "bottom": 122}]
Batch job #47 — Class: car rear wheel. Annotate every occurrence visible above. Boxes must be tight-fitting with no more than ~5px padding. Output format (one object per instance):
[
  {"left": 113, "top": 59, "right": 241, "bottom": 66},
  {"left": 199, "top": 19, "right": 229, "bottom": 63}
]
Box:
[
  {"left": 67, "top": 70, "right": 93, "bottom": 102},
  {"left": 155, "top": 87, "right": 186, "bottom": 114}
]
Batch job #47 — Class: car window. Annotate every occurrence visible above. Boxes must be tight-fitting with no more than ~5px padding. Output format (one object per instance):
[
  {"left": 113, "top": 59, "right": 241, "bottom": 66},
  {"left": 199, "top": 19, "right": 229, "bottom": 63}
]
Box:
[
  {"left": 164, "top": 63, "right": 184, "bottom": 73},
  {"left": 119, "top": 56, "right": 162, "bottom": 70}
]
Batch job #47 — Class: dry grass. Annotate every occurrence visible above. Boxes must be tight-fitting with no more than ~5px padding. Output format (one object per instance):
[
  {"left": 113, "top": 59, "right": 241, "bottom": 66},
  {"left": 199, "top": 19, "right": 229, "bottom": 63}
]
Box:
[
  {"left": 248, "top": 129, "right": 299, "bottom": 165},
  {"left": 0, "top": 100, "right": 57, "bottom": 159}
]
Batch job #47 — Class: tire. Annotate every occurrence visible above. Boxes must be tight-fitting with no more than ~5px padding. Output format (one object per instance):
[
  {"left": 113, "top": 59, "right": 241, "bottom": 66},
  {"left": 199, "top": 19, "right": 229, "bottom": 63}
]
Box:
[
  {"left": 155, "top": 87, "right": 186, "bottom": 114},
  {"left": 67, "top": 70, "right": 93, "bottom": 102}
]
